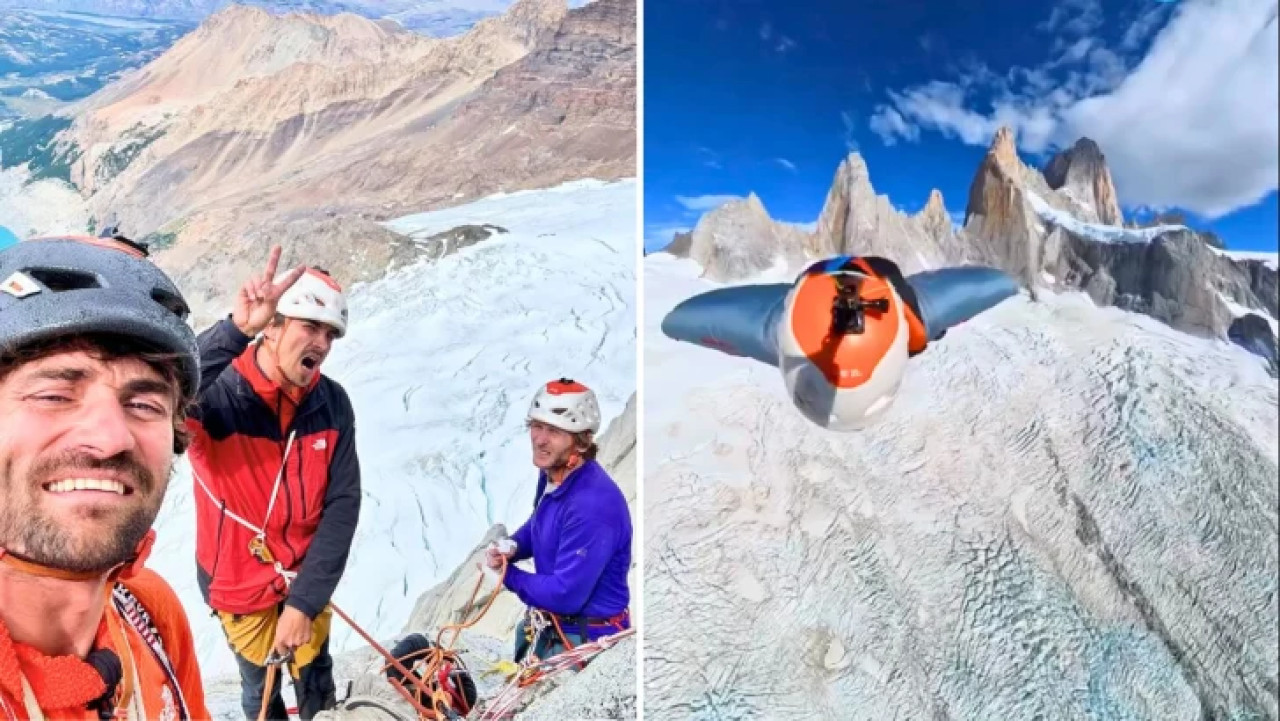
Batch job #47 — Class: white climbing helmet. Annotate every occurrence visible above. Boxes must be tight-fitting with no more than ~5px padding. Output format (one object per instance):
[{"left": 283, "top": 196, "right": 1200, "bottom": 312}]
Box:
[
  {"left": 527, "top": 378, "right": 601, "bottom": 434},
  {"left": 776, "top": 259, "right": 910, "bottom": 431},
  {"left": 275, "top": 267, "right": 349, "bottom": 338}
]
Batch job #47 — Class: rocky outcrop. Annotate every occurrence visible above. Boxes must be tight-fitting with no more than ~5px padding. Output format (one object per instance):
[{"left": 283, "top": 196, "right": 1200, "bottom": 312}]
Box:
[
  {"left": 962, "top": 126, "right": 1278, "bottom": 341},
  {"left": 1047, "top": 229, "right": 1237, "bottom": 337},
  {"left": 663, "top": 229, "right": 693, "bottom": 257},
  {"left": 813, "top": 153, "right": 967, "bottom": 273},
  {"left": 665, "top": 194, "right": 808, "bottom": 282},
  {"left": 670, "top": 153, "right": 974, "bottom": 284},
  {"left": 1228, "top": 314, "right": 1279, "bottom": 375},
  {"left": 156, "top": 212, "right": 427, "bottom": 329},
  {"left": 1043, "top": 137, "right": 1123, "bottom": 225},
  {"left": 915, "top": 188, "right": 953, "bottom": 245},
  {"left": 963, "top": 127, "right": 1054, "bottom": 287}
]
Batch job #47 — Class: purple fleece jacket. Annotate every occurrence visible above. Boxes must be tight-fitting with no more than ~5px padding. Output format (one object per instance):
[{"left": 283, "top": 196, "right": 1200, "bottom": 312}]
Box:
[{"left": 504, "top": 459, "right": 632, "bottom": 639}]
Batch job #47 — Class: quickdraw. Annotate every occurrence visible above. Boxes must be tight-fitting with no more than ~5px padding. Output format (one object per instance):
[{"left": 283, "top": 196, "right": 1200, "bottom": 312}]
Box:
[{"left": 256, "top": 651, "right": 292, "bottom": 721}]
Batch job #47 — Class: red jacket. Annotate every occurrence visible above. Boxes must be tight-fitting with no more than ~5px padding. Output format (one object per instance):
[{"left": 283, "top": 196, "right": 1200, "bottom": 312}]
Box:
[{"left": 187, "top": 318, "right": 361, "bottom": 618}]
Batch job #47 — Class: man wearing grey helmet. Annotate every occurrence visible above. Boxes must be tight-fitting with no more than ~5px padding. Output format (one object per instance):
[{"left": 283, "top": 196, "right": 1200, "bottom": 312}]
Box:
[{"left": 0, "top": 233, "right": 209, "bottom": 719}]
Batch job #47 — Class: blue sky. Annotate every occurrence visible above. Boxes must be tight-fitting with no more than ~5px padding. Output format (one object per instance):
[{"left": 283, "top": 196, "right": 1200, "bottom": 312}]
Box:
[{"left": 644, "top": 0, "right": 1279, "bottom": 254}]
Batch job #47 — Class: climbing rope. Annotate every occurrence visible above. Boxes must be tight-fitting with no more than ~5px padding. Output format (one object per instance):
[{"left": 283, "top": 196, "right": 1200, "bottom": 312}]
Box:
[
  {"left": 256, "top": 650, "right": 292, "bottom": 721},
  {"left": 244, "top": 541, "right": 628, "bottom": 720},
  {"left": 331, "top": 557, "right": 509, "bottom": 720},
  {"left": 476, "top": 626, "right": 636, "bottom": 721}
]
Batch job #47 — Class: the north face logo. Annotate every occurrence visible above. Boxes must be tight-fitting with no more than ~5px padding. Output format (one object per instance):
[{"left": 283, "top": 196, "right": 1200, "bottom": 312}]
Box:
[{"left": 313, "top": 439, "right": 327, "bottom": 451}]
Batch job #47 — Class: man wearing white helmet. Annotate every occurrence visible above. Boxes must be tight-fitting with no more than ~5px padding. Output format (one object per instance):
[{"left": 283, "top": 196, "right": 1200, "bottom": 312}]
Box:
[
  {"left": 484, "top": 379, "right": 632, "bottom": 663},
  {"left": 186, "top": 246, "right": 361, "bottom": 720}
]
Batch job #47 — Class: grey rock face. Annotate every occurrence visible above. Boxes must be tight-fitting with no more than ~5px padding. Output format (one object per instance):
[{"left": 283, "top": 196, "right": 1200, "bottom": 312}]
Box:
[
  {"left": 1042, "top": 137, "right": 1123, "bottom": 226},
  {"left": 814, "top": 153, "right": 967, "bottom": 273},
  {"left": 661, "top": 229, "right": 693, "bottom": 258},
  {"left": 1228, "top": 313, "right": 1278, "bottom": 375},
  {"left": 515, "top": 636, "right": 637, "bottom": 721},
  {"left": 678, "top": 194, "right": 808, "bottom": 282},
  {"left": 1041, "top": 226, "right": 1278, "bottom": 339},
  {"left": 957, "top": 126, "right": 1278, "bottom": 342}
]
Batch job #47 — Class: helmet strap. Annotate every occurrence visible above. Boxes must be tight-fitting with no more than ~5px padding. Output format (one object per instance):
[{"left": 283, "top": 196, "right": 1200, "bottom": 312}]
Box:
[
  {"left": 0, "top": 530, "right": 152, "bottom": 583},
  {"left": 548, "top": 451, "right": 583, "bottom": 485},
  {"left": 0, "top": 548, "right": 110, "bottom": 582}
]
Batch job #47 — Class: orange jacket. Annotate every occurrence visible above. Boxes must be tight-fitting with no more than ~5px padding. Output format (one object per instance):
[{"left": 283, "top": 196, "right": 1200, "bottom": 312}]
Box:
[{"left": 0, "top": 569, "right": 209, "bottom": 720}]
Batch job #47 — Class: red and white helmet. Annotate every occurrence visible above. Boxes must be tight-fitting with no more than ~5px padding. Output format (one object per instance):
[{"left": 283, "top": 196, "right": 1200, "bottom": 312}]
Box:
[
  {"left": 527, "top": 378, "right": 601, "bottom": 434},
  {"left": 275, "top": 267, "right": 348, "bottom": 338}
]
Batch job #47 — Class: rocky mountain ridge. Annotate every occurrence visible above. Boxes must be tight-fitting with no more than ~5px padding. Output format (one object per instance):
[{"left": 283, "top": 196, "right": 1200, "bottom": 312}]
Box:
[
  {"left": 17, "top": 0, "right": 634, "bottom": 324},
  {"left": 661, "top": 126, "right": 1277, "bottom": 365}
]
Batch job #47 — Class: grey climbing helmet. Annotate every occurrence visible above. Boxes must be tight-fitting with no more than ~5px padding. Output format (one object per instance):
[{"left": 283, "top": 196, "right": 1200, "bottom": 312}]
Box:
[{"left": 0, "top": 235, "right": 200, "bottom": 400}]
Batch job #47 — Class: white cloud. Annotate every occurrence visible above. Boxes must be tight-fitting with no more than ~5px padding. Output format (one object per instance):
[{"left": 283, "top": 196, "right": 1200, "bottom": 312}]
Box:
[
  {"left": 760, "top": 21, "right": 772, "bottom": 40},
  {"left": 1062, "top": 0, "right": 1278, "bottom": 216},
  {"left": 776, "top": 36, "right": 797, "bottom": 53},
  {"left": 1039, "top": 0, "right": 1104, "bottom": 38},
  {"left": 867, "top": 0, "right": 1279, "bottom": 219},
  {"left": 776, "top": 157, "right": 797, "bottom": 172},
  {"left": 840, "top": 110, "right": 860, "bottom": 150},
  {"left": 695, "top": 145, "right": 722, "bottom": 170},
  {"left": 868, "top": 104, "right": 920, "bottom": 146},
  {"left": 1121, "top": 4, "right": 1170, "bottom": 50},
  {"left": 1059, "top": 37, "right": 1095, "bottom": 64},
  {"left": 675, "top": 194, "right": 742, "bottom": 211}
]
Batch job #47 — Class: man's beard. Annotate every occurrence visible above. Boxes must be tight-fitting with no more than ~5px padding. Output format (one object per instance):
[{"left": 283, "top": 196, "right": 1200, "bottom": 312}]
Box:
[{"left": 0, "top": 451, "right": 166, "bottom": 574}]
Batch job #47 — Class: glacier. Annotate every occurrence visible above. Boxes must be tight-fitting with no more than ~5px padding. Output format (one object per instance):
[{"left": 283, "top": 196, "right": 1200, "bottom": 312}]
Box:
[{"left": 643, "top": 252, "right": 1278, "bottom": 720}]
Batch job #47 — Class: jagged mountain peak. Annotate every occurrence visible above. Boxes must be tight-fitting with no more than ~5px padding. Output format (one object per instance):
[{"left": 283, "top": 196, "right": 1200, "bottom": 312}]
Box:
[
  {"left": 500, "top": 0, "right": 570, "bottom": 40},
  {"left": 922, "top": 187, "right": 946, "bottom": 217},
  {"left": 989, "top": 125, "right": 1019, "bottom": 166},
  {"left": 1043, "top": 136, "right": 1123, "bottom": 225}
]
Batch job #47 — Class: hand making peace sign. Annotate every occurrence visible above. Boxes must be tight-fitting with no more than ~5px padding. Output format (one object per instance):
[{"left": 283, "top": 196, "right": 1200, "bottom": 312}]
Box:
[{"left": 232, "top": 245, "right": 307, "bottom": 337}]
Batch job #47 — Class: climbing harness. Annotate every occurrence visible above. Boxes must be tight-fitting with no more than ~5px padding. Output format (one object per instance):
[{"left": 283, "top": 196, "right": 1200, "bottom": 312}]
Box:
[{"left": 194, "top": 429, "right": 300, "bottom": 584}]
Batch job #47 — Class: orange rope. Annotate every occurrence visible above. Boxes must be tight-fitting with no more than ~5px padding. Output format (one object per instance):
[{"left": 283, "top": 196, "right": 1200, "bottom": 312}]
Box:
[
  {"left": 331, "top": 557, "right": 509, "bottom": 720},
  {"left": 256, "top": 663, "right": 278, "bottom": 721}
]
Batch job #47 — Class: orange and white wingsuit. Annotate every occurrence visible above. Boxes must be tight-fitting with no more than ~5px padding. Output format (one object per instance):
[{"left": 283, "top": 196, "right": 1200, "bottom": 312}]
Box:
[{"left": 660, "top": 255, "right": 1020, "bottom": 431}]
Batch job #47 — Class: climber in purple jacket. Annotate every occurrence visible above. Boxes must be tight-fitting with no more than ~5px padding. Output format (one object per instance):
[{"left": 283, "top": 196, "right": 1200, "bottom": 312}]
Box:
[{"left": 482, "top": 378, "right": 632, "bottom": 663}]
